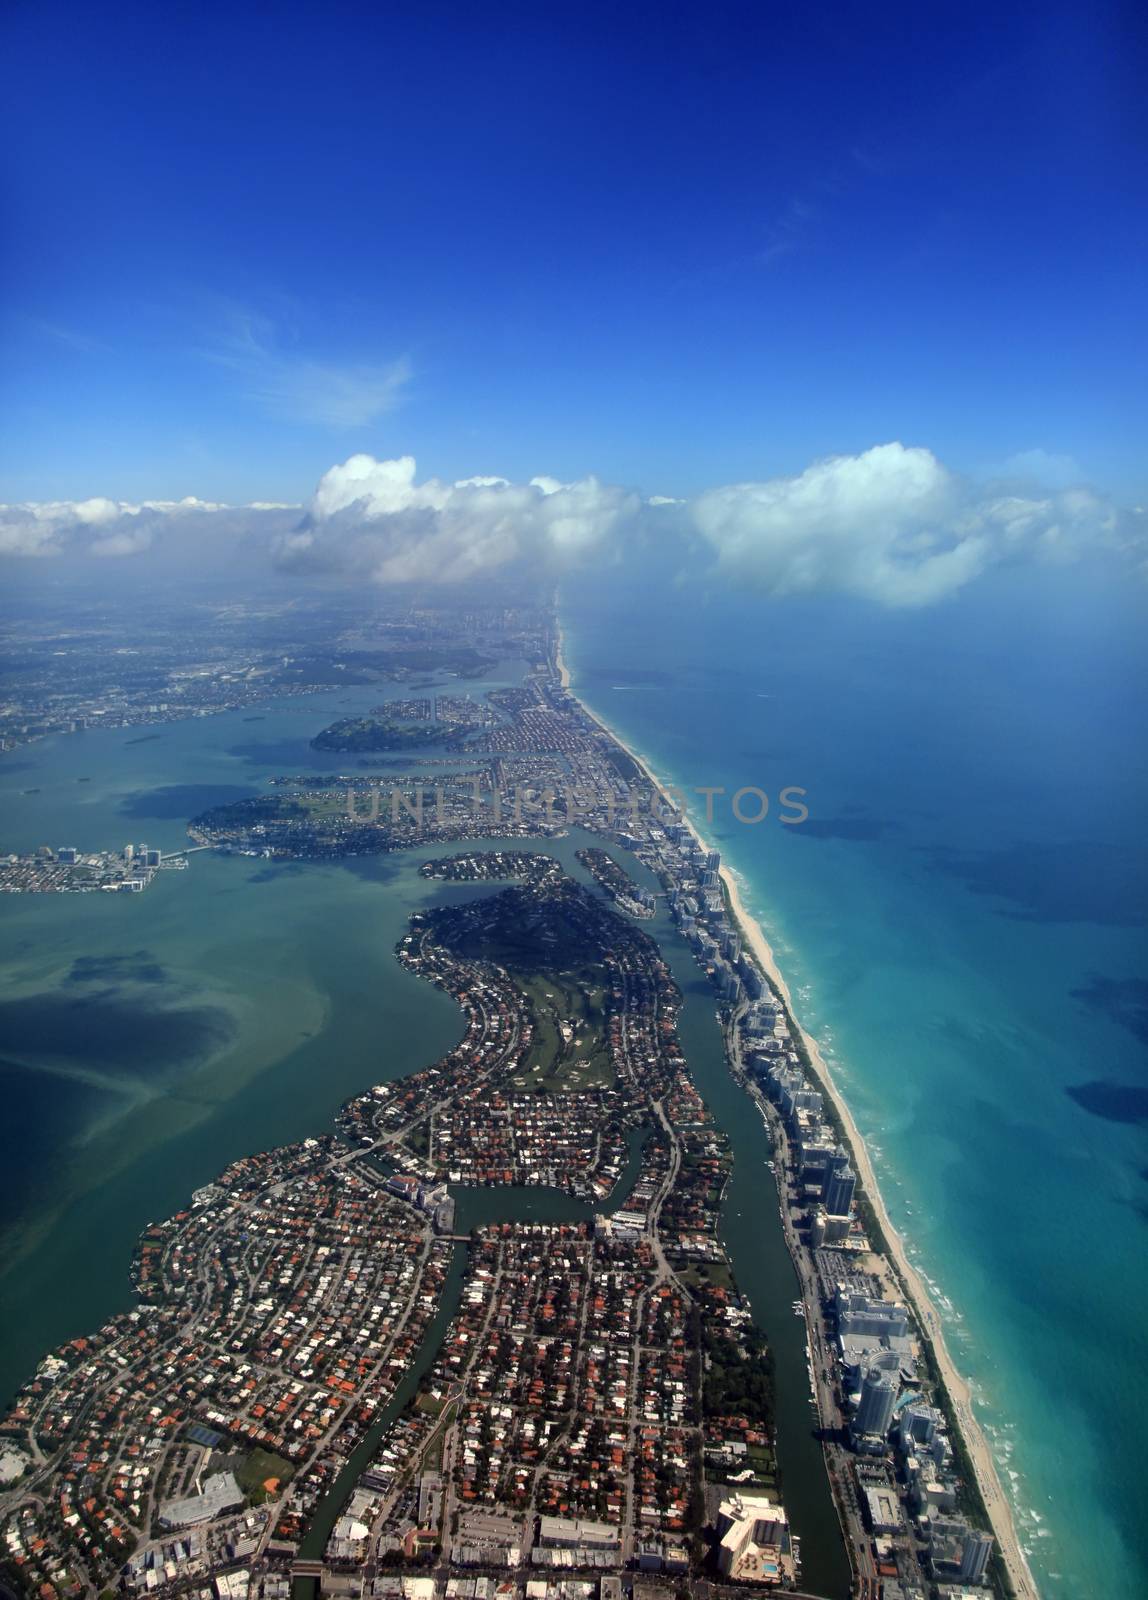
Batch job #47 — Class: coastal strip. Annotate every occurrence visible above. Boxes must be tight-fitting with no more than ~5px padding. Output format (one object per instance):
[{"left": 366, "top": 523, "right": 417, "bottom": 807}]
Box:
[{"left": 555, "top": 621, "right": 1040, "bottom": 1600}]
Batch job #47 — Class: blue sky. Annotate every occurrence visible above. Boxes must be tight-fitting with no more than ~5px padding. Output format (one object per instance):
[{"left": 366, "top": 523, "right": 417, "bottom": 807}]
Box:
[{"left": 1, "top": 0, "right": 1145, "bottom": 506}]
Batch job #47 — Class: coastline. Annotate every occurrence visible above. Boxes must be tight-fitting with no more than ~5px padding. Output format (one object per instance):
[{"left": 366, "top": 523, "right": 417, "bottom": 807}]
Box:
[{"left": 554, "top": 622, "right": 1039, "bottom": 1600}]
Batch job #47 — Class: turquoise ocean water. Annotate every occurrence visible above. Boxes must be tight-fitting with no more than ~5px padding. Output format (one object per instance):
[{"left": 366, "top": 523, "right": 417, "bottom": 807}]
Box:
[{"left": 562, "top": 560, "right": 1148, "bottom": 1599}]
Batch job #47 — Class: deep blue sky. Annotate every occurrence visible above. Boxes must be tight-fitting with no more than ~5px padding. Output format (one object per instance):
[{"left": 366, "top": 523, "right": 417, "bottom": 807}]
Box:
[{"left": 1, "top": 0, "right": 1144, "bottom": 504}]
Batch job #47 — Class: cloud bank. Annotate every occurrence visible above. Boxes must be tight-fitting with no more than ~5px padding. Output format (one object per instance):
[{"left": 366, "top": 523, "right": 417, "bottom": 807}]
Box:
[
  {"left": 280, "top": 454, "right": 640, "bottom": 584},
  {"left": 690, "top": 443, "right": 1138, "bottom": 606},
  {"left": 0, "top": 496, "right": 295, "bottom": 560},
  {"left": 2, "top": 443, "right": 1141, "bottom": 605}
]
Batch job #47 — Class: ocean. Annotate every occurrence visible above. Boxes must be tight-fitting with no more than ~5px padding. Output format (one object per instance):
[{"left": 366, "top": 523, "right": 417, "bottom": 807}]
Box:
[{"left": 561, "top": 556, "right": 1148, "bottom": 1599}]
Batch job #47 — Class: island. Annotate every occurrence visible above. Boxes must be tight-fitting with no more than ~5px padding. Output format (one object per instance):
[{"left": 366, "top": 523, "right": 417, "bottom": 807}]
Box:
[
  {"left": 0, "top": 841, "right": 180, "bottom": 894},
  {"left": 310, "top": 717, "right": 452, "bottom": 754}
]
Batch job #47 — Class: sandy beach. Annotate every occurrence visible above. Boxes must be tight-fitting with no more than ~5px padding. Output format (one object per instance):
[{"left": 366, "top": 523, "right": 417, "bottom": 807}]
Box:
[{"left": 554, "top": 625, "right": 1039, "bottom": 1600}]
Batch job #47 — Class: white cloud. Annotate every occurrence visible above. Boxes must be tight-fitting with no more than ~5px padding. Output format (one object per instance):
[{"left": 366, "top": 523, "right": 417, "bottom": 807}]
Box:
[
  {"left": 969, "top": 486, "right": 1127, "bottom": 563},
  {"left": 0, "top": 516, "right": 57, "bottom": 558},
  {"left": 0, "top": 498, "right": 144, "bottom": 558},
  {"left": 309, "top": 454, "right": 448, "bottom": 520},
  {"left": 0, "top": 495, "right": 295, "bottom": 560},
  {"left": 206, "top": 309, "right": 410, "bottom": 428},
  {"left": 3, "top": 442, "right": 1138, "bottom": 601},
  {"left": 250, "top": 354, "right": 411, "bottom": 428},
  {"left": 89, "top": 527, "right": 154, "bottom": 558},
  {"left": 286, "top": 453, "right": 639, "bottom": 583},
  {"left": 690, "top": 442, "right": 1137, "bottom": 606},
  {"left": 996, "top": 448, "right": 1083, "bottom": 489}
]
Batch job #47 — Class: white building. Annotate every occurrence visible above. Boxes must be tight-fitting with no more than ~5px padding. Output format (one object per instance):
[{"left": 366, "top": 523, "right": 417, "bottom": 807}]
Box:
[
  {"left": 854, "top": 1369, "right": 899, "bottom": 1440},
  {"left": 158, "top": 1471, "right": 243, "bottom": 1529},
  {"left": 714, "top": 1493, "right": 795, "bottom": 1586},
  {"left": 538, "top": 1516, "right": 619, "bottom": 1550}
]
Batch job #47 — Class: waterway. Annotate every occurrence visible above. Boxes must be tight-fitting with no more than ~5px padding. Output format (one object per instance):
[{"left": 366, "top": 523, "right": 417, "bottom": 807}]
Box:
[{"left": 643, "top": 884, "right": 851, "bottom": 1599}]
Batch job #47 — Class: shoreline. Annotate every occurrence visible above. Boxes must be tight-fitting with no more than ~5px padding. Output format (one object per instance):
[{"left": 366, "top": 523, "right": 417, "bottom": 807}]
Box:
[{"left": 554, "top": 621, "right": 1039, "bottom": 1600}]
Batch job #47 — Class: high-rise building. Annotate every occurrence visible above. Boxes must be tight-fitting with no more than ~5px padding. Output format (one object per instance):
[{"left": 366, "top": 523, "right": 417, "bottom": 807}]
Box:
[
  {"left": 811, "top": 1207, "right": 850, "bottom": 1247},
  {"left": 855, "top": 1369, "right": 898, "bottom": 1439},
  {"left": 836, "top": 1288, "right": 910, "bottom": 1340},
  {"left": 706, "top": 849, "right": 721, "bottom": 871},
  {"left": 898, "top": 1402, "right": 941, "bottom": 1450},
  {"left": 959, "top": 1529, "right": 994, "bottom": 1584},
  {"left": 825, "top": 1143, "right": 850, "bottom": 1177},
  {"left": 824, "top": 1162, "right": 856, "bottom": 1217},
  {"left": 741, "top": 963, "right": 765, "bottom": 999}
]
